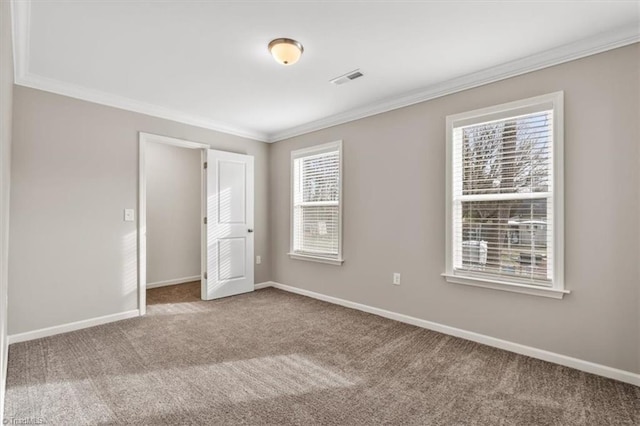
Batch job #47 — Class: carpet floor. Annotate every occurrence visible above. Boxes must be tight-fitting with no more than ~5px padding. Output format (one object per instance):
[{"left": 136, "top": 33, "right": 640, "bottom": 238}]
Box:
[{"left": 4, "top": 282, "right": 639, "bottom": 425}]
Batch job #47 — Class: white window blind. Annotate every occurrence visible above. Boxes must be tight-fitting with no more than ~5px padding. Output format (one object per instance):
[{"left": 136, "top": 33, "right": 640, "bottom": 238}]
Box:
[
  {"left": 291, "top": 141, "right": 343, "bottom": 263},
  {"left": 445, "top": 92, "right": 564, "bottom": 297}
]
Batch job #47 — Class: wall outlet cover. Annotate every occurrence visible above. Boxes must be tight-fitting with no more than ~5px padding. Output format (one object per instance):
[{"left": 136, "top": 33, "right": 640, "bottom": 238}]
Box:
[{"left": 124, "top": 209, "right": 135, "bottom": 221}]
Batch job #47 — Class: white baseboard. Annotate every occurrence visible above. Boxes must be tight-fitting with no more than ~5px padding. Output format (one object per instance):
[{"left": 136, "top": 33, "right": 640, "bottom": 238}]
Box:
[
  {"left": 261, "top": 281, "right": 640, "bottom": 387},
  {"left": 254, "top": 281, "right": 277, "bottom": 290},
  {"left": 7, "top": 309, "right": 140, "bottom": 345},
  {"left": 5, "top": 282, "right": 638, "bottom": 386},
  {"left": 147, "top": 275, "right": 200, "bottom": 289},
  {"left": 7, "top": 283, "right": 272, "bottom": 345}
]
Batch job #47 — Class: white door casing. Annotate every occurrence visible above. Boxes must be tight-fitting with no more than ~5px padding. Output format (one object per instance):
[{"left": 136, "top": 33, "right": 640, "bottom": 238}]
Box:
[
  {"left": 139, "top": 132, "right": 210, "bottom": 315},
  {"left": 203, "top": 149, "right": 255, "bottom": 300}
]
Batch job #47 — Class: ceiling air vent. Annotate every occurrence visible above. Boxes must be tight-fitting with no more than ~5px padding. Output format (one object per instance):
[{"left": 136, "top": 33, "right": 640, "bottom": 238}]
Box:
[{"left": 330, "top": 69, "right": 364, "bottom": 85}]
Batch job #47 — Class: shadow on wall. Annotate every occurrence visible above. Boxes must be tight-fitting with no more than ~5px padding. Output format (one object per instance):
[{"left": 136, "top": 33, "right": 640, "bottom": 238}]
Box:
[{"left": 122, "top": 230, "right": 137, "bottom": 306}]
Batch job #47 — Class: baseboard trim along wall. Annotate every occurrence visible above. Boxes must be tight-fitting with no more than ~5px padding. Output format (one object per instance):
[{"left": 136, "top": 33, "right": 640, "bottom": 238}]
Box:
[
  {"left": 7, "top": 283, "right": 270, "bottom": 344},
  {"left": 7, "top": 309, "right": 140, "bottom": 345},
  {"left": 146, "top": 275, "right": 200, "bottom": 289},
  {"left": 254, "top": 281, "right": 274, "bottom": 290},
  {"left": 255, "top": 281, "right": 640, "bottom": 387},
  {"left": 6, "top": 282, "right": 637, "bottom": 386}
]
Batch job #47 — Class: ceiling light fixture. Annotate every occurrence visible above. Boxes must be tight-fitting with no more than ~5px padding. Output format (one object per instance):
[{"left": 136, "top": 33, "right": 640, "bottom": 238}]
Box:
[{"left": 268, "top": 38, "right": 304, "bottom": 66}]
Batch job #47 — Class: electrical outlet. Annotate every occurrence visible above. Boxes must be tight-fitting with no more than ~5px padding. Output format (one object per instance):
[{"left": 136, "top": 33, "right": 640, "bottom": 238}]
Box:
[
  {"left": 256, "top": 255, "right": 261, "bottom": 265},
  {"left": 124, "top": 209, "right": 135, "bottom": 222},
  {"left": 393, "top": 273, "right": 401, "bottom": 285}
]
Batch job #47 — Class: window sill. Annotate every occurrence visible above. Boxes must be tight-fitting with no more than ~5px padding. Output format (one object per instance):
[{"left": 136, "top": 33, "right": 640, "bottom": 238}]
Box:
[
  {"left": 441, "top": 273, "right": 569, "bottom": 299},
  {"left": 288, "top": 253, "right": 344, "bottom": 266}
]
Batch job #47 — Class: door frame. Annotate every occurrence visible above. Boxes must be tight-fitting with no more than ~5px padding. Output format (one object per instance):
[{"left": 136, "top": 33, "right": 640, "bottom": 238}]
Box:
[{"left": 138, "top": 132, "right": 209, "bottom": 315}]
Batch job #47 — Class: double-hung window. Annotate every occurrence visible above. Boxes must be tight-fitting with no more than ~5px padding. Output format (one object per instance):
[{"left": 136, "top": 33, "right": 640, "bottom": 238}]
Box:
[
  {"left": 444, "top": 92, "right": 566, "bottom": 298},
  {"left": 289, "top": 141, "right": 343, "bottom": 265}
]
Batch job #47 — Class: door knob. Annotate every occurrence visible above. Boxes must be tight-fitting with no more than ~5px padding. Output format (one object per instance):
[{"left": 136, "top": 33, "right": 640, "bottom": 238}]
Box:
[{"left": 248, "top": 229, "right": 254, "bottom": 233}]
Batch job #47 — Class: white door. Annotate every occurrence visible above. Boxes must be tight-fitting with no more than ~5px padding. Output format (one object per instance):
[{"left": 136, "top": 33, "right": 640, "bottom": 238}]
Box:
[{"left": 202, "top": 149, "right": 254, "bottom": 300}]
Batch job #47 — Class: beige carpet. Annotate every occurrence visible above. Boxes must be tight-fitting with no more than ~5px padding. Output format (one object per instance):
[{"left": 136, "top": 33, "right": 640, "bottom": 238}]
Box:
[{"left": 4, "top": 282, "right": 639, "bottom": 425}]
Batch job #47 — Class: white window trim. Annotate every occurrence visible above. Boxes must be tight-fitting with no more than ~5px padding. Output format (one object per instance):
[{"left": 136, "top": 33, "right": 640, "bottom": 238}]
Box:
[
  {"left": 288, "top": 253, "right": 344, "bottom": 266},
  {"left": 288, "top": 140, "right": 344, "bottom": 265},
  {"left": 443, "top": 92, "right": 567, "bottom": 298}
]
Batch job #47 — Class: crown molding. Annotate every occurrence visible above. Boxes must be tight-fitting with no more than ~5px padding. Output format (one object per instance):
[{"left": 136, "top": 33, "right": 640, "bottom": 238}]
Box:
[
  {"left": 266, "top": 24, "right": 640, "bottom": 142},
  {"left": 11, "top": 0, "right": 639, "bottom": 144},
  {"left": 15, "top": 73, "right": 270, "bottom": 142},
  {"left": 10, "top": 0, "right": 269, "bottom": 142}
]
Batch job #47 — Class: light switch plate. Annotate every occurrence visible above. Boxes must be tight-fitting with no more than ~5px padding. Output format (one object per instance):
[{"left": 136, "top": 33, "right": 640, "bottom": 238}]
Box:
[
  {"left": 124, "top": 209, "right": 135, "bottom": 222},
  {"left": 393, "top": 273, "right": 401, "bottom": 285}
]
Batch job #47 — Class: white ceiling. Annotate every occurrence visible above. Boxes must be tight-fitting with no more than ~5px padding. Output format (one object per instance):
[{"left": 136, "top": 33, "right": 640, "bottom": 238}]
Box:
[{"left": 12, "top": 1, "right": 640, "bottom": 142}]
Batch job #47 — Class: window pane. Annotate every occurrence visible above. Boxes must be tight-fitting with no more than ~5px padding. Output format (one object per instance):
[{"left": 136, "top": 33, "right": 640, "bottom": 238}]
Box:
[
  {"left": 456, "top": 198, "right": 551, "bottom": 283},
  {"left": 448, "top": 94, "right": 562, "bottom": 292},
  {"left": 461, "top": 112, "right": 551, "bottom": 196},
  {"left": 295, "top": 205, "right": 339, "bottom": 255},
  {"left": 301, "top": 153, "right": 340, "bottom": 202},
  {"left": 293, "top": 146, "right": 341, "bottom": 259}
]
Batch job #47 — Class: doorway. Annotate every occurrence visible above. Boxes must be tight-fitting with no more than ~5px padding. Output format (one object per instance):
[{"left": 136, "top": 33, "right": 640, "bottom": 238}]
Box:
[{"left": 138, "top": 133, "right": 255, "bottom": 315}]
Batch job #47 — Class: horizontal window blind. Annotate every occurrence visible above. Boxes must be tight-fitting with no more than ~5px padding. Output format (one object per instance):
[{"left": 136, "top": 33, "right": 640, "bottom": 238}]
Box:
[
  {"left": 293, "top": 147, "right": 341, "bottom": 258},
  {"left": 452, "top": 110, "right": 554, "bottom": 286}
]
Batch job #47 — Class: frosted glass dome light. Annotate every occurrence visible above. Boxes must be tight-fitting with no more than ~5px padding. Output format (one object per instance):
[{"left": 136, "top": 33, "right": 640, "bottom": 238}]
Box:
[{"left": 268, "top": 38, "right": 304, "bottom": 65}]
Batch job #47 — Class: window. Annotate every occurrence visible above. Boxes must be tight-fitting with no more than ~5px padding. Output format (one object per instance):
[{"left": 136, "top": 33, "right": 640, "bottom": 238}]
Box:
[
  {"left": 444, "top": 92, "right": 566, "bottom": 298},
  {"left": 289, "top": 141, "right": 343, "bottom": 265}
]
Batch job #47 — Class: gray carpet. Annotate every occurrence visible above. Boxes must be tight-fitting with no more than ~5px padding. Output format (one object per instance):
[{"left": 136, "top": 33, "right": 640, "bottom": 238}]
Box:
[{"left": 4, "top": 282, "right": 639, "bottom": 425}]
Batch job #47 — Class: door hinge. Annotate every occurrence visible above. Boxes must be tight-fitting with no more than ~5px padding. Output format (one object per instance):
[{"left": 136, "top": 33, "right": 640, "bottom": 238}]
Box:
[
  {"left": 204, "top": 162, "right": 208, "bottom": 169},
  {"left": 204, "top": 272, "right": 207, "bottom": 279},
  {"left": 204, "top": 217, "right": 207, "bottom": 225}
]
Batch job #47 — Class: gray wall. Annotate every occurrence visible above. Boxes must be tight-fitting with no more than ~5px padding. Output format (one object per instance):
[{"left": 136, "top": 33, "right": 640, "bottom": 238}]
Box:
[
  {"left": 146, "top": 142, "right": 201, "bottom": 285},
  {"left": 9, "top": 86, "right": 270, "bottom": 334},
  {"left": 269, "top": 44, "right": 640, "bottom": 374},
  {"left": 0, "top": 0, "right": 13, "bottom": 420},
  {"left": 5, "top": 40, "right": 639, "bottom": 377}
]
